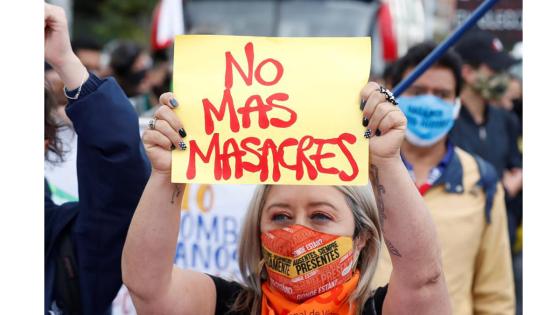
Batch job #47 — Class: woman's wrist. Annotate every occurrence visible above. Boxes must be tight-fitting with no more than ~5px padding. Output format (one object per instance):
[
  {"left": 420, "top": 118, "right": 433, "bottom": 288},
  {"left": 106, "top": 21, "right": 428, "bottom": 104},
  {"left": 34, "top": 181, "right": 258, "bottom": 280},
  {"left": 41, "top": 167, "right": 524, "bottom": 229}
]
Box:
[
  {"left": 369, "top": 153, "right": 403, "bottom": 169},
  {"left": 150, "top": 169, "right": 186, "bottom": 189},
  {"left": 150, "top": 168, "right": 172, "bottom": 181},
  {"left": 52, "top": 53, "right": 89, "bottom": 91}
]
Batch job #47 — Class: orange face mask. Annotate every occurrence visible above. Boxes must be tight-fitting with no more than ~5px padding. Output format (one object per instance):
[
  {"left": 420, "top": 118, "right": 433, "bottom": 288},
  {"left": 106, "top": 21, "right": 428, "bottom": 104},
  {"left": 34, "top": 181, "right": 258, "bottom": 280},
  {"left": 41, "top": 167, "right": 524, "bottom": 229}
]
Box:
[{"left": 260, "top": 224, "right": 356, "bottom": 303}]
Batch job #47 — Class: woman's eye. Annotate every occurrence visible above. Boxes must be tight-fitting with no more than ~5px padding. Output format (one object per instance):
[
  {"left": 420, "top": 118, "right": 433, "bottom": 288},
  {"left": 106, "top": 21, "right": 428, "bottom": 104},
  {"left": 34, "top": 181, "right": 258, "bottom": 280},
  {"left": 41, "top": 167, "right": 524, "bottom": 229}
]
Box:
[
  {"left": 311, "top": 212, "right": 332, "bottom": 221},
  {"left": 271, "top": 213, "right": 291, "bottom": 222}
]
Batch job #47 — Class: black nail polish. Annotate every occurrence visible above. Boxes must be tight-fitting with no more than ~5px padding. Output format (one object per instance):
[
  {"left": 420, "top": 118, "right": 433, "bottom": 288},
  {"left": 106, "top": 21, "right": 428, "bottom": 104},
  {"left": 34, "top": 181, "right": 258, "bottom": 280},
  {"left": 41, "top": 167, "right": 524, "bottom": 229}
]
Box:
[
  {"left": 179, "top": 128, "right": 187, "bottom": 138},
  {"left": 179, "top": 141, "right": 187, "bottom": 150},
  {"left": 170, "top": 144, "right": 176, "bottom": 150},
  {"left": 360, "top": 99, "right": 366, "bottom": 111},
  {"left": 362, "top": 117, "right": 369, "bottom": 127},
  {"left": 170, "top": 98, "right": 179, "bottom": 108},
  {"left": 364, "top": 129, "right": 372, "bottom": 139},
  {"left": 375, "top": 129, "right": 381, "bottom": 137}
]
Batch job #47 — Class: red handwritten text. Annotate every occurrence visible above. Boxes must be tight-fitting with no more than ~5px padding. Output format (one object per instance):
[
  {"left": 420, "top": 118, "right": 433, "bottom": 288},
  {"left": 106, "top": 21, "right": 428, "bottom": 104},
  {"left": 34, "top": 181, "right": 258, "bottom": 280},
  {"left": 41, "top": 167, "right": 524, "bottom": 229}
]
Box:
[{"left": 188, "top": 42, "right": 359, "bottom": 182}]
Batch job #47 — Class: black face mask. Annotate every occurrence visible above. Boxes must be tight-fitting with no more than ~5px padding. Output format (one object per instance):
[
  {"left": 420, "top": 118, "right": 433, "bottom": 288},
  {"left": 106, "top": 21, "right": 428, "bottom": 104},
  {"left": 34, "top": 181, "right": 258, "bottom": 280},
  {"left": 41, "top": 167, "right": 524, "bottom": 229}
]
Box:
[{"left": 127, "top": 68, "right": 148, "bottom": 87}]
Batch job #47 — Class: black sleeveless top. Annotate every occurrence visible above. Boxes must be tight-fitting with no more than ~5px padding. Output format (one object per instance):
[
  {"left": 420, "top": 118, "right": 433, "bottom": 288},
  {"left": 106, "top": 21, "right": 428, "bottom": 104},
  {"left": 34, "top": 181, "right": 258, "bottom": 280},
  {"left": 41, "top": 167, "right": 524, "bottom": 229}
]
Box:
[{"left": 209, "top": 275, "right": 388, "bottom": 315}]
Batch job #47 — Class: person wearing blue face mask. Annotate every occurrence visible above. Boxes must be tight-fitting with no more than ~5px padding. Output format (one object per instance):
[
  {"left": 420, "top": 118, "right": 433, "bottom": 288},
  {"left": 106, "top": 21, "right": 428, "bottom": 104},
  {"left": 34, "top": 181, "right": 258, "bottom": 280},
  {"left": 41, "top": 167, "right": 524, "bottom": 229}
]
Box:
[
  {"left": 398, "top": 94, "right": 461, "bottom": 149},
  {"left": 371, "top": 42, "right": 515, "bottom": 315}
]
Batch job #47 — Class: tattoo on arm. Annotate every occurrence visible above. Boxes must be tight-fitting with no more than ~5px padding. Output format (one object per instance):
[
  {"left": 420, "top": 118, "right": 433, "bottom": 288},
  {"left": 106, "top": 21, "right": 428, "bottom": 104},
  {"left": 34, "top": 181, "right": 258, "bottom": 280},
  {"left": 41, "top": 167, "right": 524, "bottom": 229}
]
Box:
[
  {"left": 386, "top": 239, "right": 402, "bottom": 257},
  {"left": 371, "top": 165, "right": 387, "bottom": 228},
  {"left": 371, "top": 165, "right": 402, "bottom": 258},
  {"left": 170, "top": 184, "right": 181, "bottom": 204}
]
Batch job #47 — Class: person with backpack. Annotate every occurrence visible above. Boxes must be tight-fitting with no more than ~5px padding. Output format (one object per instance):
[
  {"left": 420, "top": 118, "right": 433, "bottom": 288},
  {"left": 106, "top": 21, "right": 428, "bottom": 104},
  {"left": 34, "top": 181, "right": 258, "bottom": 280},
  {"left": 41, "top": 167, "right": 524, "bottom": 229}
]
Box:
[
  {"left": 371, "top": 42, "right": 515, "bottom": 315},
  {"left": 44, "top": 3, "right": 151, "bottom": 314}
]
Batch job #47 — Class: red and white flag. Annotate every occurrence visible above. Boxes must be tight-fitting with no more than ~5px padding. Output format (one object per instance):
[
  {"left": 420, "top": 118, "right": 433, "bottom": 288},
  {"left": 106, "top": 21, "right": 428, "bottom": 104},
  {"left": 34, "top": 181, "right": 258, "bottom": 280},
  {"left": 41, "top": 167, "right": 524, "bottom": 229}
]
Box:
[{"left": 151, "top": 0, "right": 185, "bottom": 50}]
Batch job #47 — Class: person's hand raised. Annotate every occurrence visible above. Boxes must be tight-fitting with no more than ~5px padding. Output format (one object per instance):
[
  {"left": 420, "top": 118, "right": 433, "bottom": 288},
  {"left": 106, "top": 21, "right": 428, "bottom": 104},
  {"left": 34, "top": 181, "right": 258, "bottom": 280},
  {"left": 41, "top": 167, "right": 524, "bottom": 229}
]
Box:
[
  {"left": 360, "top": 82, "right": 407, "bottom": 162},
  {"left": 44, "top": 3, "right": 74, "bottom": 69},
  {"left": 143, "top": 93, "right": 186, "bottom": 176},
  {"left": 45, "top": 3, "right": 87, "bottom": 90}
]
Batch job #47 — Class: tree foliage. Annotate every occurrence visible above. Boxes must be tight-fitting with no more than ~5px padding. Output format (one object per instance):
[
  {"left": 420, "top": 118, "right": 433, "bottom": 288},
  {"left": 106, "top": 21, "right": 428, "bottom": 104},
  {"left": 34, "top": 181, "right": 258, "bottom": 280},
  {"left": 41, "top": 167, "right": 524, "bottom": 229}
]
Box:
[{"left": 73, "top": 0, "right": 159, "bottom": 46}]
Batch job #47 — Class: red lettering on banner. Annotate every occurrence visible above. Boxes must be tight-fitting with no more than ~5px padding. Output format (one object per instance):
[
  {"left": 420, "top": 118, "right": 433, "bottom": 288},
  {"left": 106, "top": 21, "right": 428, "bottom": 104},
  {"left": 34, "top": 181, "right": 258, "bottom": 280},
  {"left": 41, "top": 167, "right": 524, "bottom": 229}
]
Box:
[
  {"left": 267, "top": 93, "right": 297, "bottom": 128},
  {"left": 188, "top": 41, "right": 360, "bottom": 183},
  {"left": 255, "top": 58, "right": 284, "bottom": 86},
  {"left": 202, "top": 89, "right": 240, "bottom": 134},
  {"left": 204, "top": 43, "right": 296, "bottom": 134},
  {"left": 186, "top": 133, "right": 358, "bottom": 182},
  {"left": 225, "top": 42, "right": 254, "bottom": 88},
  {"left": 237, "top": 94, "right": 271, "bottom": 129}
]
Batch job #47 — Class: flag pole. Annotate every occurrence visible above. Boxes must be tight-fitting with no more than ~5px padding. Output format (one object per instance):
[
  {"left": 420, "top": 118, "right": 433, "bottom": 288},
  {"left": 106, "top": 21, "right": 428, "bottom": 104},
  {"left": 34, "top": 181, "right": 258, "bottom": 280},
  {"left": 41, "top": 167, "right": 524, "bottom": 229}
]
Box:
[{"left": 392, "top": 0, "right": 500, "bottom": 97}]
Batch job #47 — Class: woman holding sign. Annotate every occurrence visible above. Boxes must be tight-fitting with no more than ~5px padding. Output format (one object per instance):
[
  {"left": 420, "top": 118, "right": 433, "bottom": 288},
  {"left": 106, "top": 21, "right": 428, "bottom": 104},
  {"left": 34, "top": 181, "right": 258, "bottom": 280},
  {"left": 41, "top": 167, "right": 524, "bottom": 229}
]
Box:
[{"left": 122, "top": 87, "right": 451, "bottom": 314}]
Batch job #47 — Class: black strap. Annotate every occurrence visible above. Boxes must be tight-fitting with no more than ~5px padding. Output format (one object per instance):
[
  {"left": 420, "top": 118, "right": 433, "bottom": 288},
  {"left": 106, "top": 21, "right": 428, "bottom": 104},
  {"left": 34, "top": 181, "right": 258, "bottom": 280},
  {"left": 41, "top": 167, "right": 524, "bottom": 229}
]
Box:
[{"left": 54, "top": 227, "right": 82, "bottom": 314}]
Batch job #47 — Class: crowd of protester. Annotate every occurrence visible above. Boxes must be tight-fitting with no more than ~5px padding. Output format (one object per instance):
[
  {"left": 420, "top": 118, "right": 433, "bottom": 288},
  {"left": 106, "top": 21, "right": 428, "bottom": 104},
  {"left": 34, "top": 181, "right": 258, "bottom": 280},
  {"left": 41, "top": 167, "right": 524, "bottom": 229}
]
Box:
[
  {"left": 376, "top": 30, "right": 523, "bottom": 315},
  {"left": 45, "top": 2, "right": 523, "bottom": 314},
  {"left": 46, "top": 35, "right": 172, "bottom": 121}
]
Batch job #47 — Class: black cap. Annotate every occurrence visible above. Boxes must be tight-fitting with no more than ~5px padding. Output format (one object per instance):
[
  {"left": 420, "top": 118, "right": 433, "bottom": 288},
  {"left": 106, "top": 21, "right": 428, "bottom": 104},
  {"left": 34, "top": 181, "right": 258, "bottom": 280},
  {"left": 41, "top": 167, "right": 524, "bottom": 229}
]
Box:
[{"left": 455, "top": 30, "right": 517, "bottom": 72}]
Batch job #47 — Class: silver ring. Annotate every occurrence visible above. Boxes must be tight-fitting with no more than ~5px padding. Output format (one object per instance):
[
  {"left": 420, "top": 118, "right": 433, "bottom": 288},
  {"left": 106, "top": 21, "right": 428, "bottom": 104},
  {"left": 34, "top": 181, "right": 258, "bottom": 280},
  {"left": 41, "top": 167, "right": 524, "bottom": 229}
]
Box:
[
  {"left": 148, "top": 118, "right": 157, "bottom": 130},
  {"left": 377, "top": 86, "right": 398, "bottom": 106}
]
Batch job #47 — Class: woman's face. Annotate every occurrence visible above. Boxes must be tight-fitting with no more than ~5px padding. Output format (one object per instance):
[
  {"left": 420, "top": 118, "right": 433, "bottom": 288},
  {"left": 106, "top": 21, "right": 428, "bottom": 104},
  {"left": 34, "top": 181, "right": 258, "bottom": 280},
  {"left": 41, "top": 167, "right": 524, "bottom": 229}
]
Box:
[{"left": 260, "top": 185, "right": 356, "bottom": 237}]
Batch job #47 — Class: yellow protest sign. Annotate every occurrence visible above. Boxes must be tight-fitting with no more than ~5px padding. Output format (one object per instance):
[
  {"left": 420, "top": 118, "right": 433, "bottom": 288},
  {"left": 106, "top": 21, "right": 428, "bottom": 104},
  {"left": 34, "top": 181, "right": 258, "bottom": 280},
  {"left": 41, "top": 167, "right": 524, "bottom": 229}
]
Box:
[{"left": 172, "top": 35, "right": 370, "bottom": 185}]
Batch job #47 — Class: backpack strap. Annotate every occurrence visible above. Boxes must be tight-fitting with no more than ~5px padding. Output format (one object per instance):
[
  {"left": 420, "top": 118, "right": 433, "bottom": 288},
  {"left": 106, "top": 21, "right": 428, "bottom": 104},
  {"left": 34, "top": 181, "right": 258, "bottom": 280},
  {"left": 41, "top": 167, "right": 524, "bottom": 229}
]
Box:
[
  {"left": 54, "top": 226, "right": 82, "bottom": 314},
  {"left": 473, "top": 155, "right": 499, "bottom": 224}
]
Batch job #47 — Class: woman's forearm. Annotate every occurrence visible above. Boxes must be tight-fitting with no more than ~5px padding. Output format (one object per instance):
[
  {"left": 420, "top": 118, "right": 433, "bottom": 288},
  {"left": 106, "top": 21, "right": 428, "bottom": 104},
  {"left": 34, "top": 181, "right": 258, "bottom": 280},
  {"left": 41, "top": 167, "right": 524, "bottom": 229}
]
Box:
[
  {"left": 51, "top": 53, "right": 89, "bottom": 90},
  {"left": 122, "top": 172, "right": 185, "bottom": 301},
  {"left": 370, "top": 157, "right": 443, "bottom": 287}
]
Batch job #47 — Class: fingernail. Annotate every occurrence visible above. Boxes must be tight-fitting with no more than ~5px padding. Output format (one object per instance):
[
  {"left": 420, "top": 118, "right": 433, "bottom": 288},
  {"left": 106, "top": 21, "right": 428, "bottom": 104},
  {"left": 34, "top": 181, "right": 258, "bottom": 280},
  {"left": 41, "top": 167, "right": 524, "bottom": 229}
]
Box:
[
  {"left": 170, "top": 144, "right": 176, "bottom": 150},
  {"left": 360, "top": 99, "right": 366, "bottom": 111},
  {"left": 375, "top": 129, "right": 381, "bottom": 137},
  {"left": 364, "top": 129, "right": 372, "bottom": 139},
  {"left": 170, "top": 98, "right": 179, "bottom": 108},
  {"left": 362, "top": 117, "right": 369, "bottom": 127},
  {"left": 179, "top": 128, "right": 187, "bottom": 138},
  {"left": 179, "top": 141, "right": 187, "bottom": 150}
]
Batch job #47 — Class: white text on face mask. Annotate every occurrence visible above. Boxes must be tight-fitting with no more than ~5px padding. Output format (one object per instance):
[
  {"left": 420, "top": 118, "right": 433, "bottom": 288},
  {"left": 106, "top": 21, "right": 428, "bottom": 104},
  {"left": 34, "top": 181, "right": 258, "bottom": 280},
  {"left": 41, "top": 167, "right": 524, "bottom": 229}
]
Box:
[{"left": 293, "top": 238, "right": 324, "bottom": 257}]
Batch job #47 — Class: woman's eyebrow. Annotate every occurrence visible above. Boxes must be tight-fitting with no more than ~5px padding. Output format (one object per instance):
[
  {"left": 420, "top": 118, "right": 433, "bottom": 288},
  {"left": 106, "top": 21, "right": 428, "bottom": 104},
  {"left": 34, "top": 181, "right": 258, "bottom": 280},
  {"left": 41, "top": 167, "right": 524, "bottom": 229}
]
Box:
[
  {"left": 264, "top": 201, "right": 338, "bottom": 212},
  {"left": 265, "top": 202, "right": 291, "bottom": 212},
  {"left": 308, "top": 201, "right": 337, "bottom": 210}
]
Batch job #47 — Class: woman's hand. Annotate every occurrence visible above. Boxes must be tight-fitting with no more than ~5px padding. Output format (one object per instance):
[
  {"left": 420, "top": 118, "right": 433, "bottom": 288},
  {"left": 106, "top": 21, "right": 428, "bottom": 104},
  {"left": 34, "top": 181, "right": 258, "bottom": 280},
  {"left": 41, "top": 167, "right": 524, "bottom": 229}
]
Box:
[
  {"left": 45, "top": 3, "right": 88, "bottom": 90},
  {"left": 360, "top": 82, "right": 407, "bottom": 162},
  {"left": 44, "top": 3, "right": 73, "bottom": 68},
  {"left": 142, "top": 92, "right": 186, "bottom": 176},
  {"left": 359, "top": 85, "right": 451, "bottom": 314}
]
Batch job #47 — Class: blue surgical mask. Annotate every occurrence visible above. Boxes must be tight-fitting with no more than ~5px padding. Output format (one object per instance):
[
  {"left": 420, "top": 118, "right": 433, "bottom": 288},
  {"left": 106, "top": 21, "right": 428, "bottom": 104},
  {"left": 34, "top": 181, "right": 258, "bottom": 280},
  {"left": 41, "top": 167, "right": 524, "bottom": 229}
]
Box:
[{"left": 397, "top": 94, "right": 461, "bottom": 147}]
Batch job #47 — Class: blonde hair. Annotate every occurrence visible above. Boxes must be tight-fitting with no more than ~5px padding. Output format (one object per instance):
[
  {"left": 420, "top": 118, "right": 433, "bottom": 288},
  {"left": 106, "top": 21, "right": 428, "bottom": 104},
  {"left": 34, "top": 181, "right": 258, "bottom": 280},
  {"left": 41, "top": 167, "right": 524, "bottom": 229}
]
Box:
[{"left": 232, "top": 184, "right": 382, "bottom": 315}]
